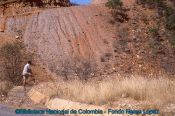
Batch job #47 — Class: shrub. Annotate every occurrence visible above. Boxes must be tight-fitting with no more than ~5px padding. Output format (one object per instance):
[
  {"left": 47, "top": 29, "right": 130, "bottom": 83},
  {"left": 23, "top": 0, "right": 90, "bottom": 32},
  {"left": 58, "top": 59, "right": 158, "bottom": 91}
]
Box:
[
  {"left": 164, "top": 6, "right": 174, "bottom": 17},
  {"left": 74, "top": 60, "right": 97, "bottom": 81},
  {"left": 0, "top": 81, "right": 12, "bottom": 96},
  {"left": 105, "top": 0, "right": 129, "bottom": 23},
  {"left": 166, "top": 14, "right": 175, "bottom": 30},
  {"left": 113, "top": 27, "right": 129, "bottom": 49},
  {"left": 23, "top": 0, "right": 44, "bottom": 7},
  {"left": 149, "top": 27, "right": 159, "bottom": 37},
  {"left": 0, "top": 42, "right": 24, "bottom": 85},
  {"left": 105, "top": 0, "right": 123, "bottom": 9},
  {"left": 58, "top": 59, "right": 97, "bottom": 81},
  {"left": 169, "top": 34, "right": 175, "bottom": 47},
  {"left": 136, "top": 0, "right": 165, "bottom": 8},
  {"left": 59, "top": 59, "right": 74, "bottom": 80},
  {"left": 137, "top": 0, "right": 175, "bottom": 31}
]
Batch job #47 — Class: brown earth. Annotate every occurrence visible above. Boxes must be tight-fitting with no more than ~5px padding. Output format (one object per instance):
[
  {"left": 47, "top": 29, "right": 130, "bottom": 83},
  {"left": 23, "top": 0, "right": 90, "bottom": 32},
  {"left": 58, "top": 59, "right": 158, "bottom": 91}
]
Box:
[{"left": 92, "top": 0, "right": 107, "bottom": 4}]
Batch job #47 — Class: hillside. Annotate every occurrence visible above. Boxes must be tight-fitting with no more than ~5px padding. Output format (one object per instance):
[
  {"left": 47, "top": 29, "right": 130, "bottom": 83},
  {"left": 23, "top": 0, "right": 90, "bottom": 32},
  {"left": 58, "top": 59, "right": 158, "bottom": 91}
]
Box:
[
  {"left": 1, "top": 0, "right": 175, "bottom": 78},
  {"left": 0, "top": 0, "right": 175, "bottom": 115}
]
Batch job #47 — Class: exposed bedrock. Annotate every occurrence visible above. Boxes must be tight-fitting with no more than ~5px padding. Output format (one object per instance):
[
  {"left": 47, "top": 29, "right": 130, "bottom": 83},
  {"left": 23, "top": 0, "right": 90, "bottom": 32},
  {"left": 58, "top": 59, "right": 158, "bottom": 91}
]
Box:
[{"left": 1, "top": 5, "right": 115, "bottom": 74}]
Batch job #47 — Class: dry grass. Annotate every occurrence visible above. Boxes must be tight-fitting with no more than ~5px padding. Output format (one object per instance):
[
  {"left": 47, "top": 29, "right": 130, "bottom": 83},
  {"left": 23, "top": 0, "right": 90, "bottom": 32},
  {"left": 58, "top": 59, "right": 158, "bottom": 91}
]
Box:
[
  {"left": 0, "top": 81, "right": 13, "bottom": 96},
  {"left": 53, "top": 76, "right": 175, "bottom": 106}
]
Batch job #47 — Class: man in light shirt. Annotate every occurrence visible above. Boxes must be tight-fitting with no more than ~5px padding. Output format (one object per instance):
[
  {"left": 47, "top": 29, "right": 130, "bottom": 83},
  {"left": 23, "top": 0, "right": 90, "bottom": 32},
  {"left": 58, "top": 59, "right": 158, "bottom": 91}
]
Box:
[{"left": 22, "top": 61, "right": 35, "bottom": 88}]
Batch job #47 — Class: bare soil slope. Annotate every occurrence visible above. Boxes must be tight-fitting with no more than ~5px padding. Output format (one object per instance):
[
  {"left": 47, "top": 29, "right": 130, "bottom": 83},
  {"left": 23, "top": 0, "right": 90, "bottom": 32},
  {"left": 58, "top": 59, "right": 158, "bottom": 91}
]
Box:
[
  {"left": 0, "top": 4, "right": 117, "bottom": 76},
  {"left": 23, "top": 5, "right": 116, "bottom": 74},
  {"left": 0, "top": 0, "right": 175, "bottom": 79},
  {"left": 92, "top": 0, "right": 107, "bottom": 4}
]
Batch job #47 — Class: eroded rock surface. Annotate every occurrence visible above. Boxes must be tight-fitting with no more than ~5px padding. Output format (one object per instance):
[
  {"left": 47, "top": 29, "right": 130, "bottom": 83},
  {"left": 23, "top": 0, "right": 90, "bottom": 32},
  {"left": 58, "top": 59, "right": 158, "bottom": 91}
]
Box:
[{"left": 23, "top": 5, "right": 115, "bottom": 73}]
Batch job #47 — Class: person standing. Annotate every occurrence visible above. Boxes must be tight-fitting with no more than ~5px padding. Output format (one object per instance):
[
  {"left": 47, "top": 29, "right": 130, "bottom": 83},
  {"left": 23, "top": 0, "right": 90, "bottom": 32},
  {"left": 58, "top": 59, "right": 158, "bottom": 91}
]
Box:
[{"left": 22, "top": 61, "right": 35, "bottom": 88}]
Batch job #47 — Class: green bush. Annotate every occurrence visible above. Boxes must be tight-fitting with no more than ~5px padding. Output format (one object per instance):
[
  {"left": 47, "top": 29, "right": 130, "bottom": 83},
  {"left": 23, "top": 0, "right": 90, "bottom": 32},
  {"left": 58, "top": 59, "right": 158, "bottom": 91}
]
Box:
[
  {"left": 169, "top": 34, "right": 175, "bottom": 47},
  {"left": 164, "top": 6, "right": 174, "bottom": 17},
  {"left": 105, "top": 0, "right": 129, "bottom": 23},
  {"left": 149, "top": 27, "right": 159, "bottom": 36},
  {"left": 137, "top": 0, "right": 175, "bottom": 31},
  {"left": 74, "top": 60, "right": 97, "bottom": 81},
  {"left": 105, "top": 0, "right": 123, "bottom": 9},
  {"left": 166, "top": 14, "right": 175, "bottom": 30},
  {"left": 136, "top": 0, "right": 165, "bottom": 7}
]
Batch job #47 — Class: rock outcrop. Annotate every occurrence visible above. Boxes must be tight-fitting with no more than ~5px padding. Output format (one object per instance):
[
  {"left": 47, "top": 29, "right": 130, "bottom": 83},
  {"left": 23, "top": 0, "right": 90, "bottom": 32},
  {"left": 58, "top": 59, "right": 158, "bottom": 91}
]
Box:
[
  {"left": 23, "top": 5, "right": 115, "bottom": 74},
  {"left": 0, "top": 0, "right": 71, "bottom": 6}
]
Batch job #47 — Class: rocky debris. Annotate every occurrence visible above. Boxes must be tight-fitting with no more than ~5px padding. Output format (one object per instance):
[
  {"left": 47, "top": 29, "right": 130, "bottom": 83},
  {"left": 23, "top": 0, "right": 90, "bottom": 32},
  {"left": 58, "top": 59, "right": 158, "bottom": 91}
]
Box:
[
  {"left": 28, "top": 88, "right": 49, "bottom": 104},
  {"left": 4, "top": 86, "right": 33, "bottom": 107},
  {"left": 27, "top": 82, "right": 66, "bottom": 103},
  {"left": 28, "top": 82, "right": 57, "bottom": 104}
]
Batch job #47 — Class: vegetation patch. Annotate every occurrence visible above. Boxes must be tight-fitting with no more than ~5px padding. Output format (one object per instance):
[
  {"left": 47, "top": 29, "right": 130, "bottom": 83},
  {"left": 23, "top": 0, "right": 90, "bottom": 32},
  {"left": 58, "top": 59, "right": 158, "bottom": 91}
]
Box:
[
  {"left": 106, "top": 0, "right": 129, "bottom": 23},
  {"left": 0, "top": 41, "right": 33, "bottom": 85},
  {"left": 0, "top": 81, "right": 12, "bottom": 97},
  {"left": 166, "top": 14, "right": 175, "bottom": 30},
  {"left": 137, "top": 0, "right": 175, "bottom": 49},
  {"left": 149, "top": 26, "right": 159, "bottom": 39},
  {"left": 58, "top": 59, "right": 97, "bottom": 81},
  {"left": 51, "top": 76, "right": 175, "bottom": 107},
  {"left": 169, "top": 33, "right": 175, "bottom": 47},
  {"left": 136, "top": 0, "right": 165, "bottom": 8}
]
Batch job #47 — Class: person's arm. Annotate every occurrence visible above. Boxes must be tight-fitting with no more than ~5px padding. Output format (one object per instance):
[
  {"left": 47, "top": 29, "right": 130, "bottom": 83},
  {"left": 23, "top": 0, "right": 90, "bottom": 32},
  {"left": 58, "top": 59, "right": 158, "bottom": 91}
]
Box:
[{"left": 27, "top": 65, "right": 32, "bottom": 75}]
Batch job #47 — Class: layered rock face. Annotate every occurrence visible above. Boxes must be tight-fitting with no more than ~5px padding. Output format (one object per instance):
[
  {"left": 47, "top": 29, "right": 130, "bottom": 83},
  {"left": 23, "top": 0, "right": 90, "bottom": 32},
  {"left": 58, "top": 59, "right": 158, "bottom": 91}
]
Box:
[
  {"left": 23, "top": 5, "right": 114, "bottom": 74},
  {"left": 0, "top": 0, "right": 71, "bottom": 33},
  {"left": 1, "top": 4, "right": 115, "bottom": 75}
]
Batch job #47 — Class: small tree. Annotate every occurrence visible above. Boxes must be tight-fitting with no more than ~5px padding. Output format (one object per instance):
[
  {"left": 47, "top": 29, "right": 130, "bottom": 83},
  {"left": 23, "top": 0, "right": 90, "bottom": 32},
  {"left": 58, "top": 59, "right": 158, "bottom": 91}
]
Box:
[
  {"left": 105, "top": 0, "right": 123, "bottom": 10},
  {"left": 58, "top": 59, "right": 97, "bottom": 81},
  {"left": 19, "top": 0, "right": 44, "bottom": 7},
  {"left": 149, "top": 27, "right": 159, "bottom": 38},
  {"left": 59, "top": 59, "right": 73, "bottom": 80},
  {"left": 0, "top": 42, "right": 24, "bottom": 85},
  {"left": 169, "top": 33, "right": 175, "bottom": 47},
  {"left": 166, "top": 14, "right": 175, "bottom": 30},
  {"left": 136, "top": 0, "right": 165, "bottom": 8},
  {"left": 74, "top": 60, "right": 97, "bottom": 81},
  {"left": 105, "top": 0, "right": 129, "bottom": 23}
]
